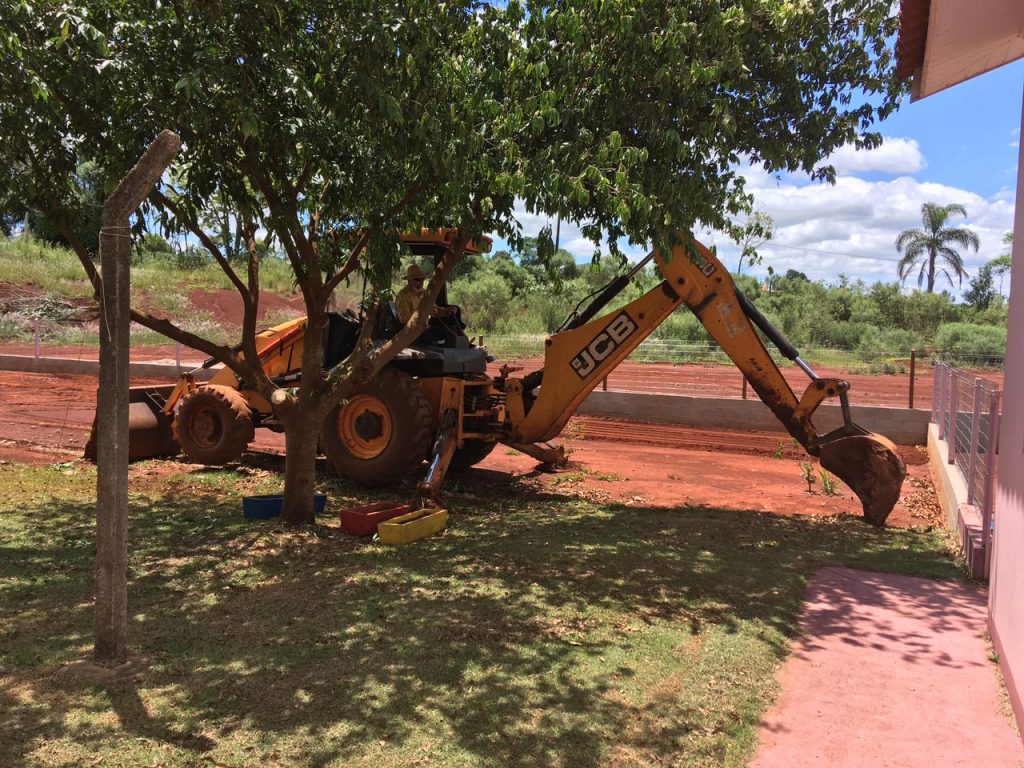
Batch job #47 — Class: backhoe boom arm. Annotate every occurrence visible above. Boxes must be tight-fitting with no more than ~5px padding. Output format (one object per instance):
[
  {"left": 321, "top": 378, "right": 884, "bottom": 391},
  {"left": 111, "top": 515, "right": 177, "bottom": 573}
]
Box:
[{"left": 506, "top": 235, "right": 905, "bottom": 525}]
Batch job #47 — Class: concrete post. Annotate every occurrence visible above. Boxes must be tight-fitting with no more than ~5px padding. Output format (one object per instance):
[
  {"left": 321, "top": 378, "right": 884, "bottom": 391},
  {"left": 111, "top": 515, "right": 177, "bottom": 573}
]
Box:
[{"left": 94, "top": 131, "right": 181, "bottom": 666}]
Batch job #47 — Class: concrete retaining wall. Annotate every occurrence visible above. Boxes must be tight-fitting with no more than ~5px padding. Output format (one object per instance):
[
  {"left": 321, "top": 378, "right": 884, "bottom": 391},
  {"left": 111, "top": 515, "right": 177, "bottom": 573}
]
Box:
[
  {"left": 2, "top": 354, "right": 929, "bottom": 444},
  {"left": 0, "top": 355, "right": 214, "bottom": 380},
  {"left": 928, "top": 421, "right": 988, "bottom": 578},
  {"left": 928, "top": 421, "right": 967, "bottom": 531},
  {"left": 578, "top": 389, "right": 930, "bottom": 445}
]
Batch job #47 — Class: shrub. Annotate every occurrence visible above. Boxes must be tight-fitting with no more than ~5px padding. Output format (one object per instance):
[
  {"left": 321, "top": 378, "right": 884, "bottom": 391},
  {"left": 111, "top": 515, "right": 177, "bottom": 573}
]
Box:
[
  {"left": 651, "top": 310, "right": 711, "bottom": 343},
  {"left": 856, "top": 326, "right": 926, "bottom": 363},
  {"left": 449, "top": 272, "right": 513, "bottom": 333},
  {"left": 933, "top": 323, "right": 1007, "bottom": 367},
  {"left": 0, "top": 314, "right": 28, "bottom": 339},
  {"left": 808, "top": 318, "right": 873, "bottom": 348}
]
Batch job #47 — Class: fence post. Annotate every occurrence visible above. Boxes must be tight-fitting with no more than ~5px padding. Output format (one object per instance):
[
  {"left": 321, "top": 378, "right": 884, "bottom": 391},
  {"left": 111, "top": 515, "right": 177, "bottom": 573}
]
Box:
[
  {"left": 33, "top": 318, "right": 40, "bottom": 358},
  {"left": 966, "top": 378, "right": 984, "bottom": 504},
  {"left": 741, "top": 376, "right": 748, "bottom": 400},
  {"left": 982, "top": 390, "right": 1002, "bottom": 579},
  {"left": 947, "top": 372, "right": 958, "bottom": 465},
  {"left": 935, "top": 363, "right": 947, "bottom": 438},
  {"left": 94, "top": 130, "right": 181, "bottom": 667},
  {"left": 908, "top": 350, "right": 916, "bottom": 409}
]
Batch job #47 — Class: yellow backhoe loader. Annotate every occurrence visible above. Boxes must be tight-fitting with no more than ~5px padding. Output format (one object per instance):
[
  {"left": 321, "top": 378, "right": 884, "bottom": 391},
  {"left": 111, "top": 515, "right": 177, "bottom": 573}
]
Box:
[{"left": 88, "top": 228, "right": 906, "bottom": 526}]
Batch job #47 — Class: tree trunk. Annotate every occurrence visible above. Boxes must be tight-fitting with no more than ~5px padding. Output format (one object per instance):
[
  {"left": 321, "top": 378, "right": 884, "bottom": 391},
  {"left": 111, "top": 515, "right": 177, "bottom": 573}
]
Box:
[
  {"left": 279, "top": 404, "right": 324, "bottom": 526},
  {"left": 927, "top": 250, "right": 936, "bottom": 293}
]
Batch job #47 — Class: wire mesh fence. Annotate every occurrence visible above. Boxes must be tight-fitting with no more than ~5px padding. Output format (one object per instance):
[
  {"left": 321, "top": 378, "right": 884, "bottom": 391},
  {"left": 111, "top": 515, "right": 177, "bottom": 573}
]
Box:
[
  {"left": 484, "top": 334, "right": 1004, "bottom": 407},
  {"left": 0, "top": 330, "right": 1006, "bottom": 408},
  {"left": 932, "top": 361, "right": 1002, "bottom": 576}
]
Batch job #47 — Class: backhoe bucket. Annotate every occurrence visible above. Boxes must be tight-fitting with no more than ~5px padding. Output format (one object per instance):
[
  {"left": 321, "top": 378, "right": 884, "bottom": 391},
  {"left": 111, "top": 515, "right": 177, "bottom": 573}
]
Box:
[
  {"left": 818, "top": 432, "right": 906, "bottom": 527},
  {"left": 83, "top": 385, "right": 179, "bottom": 462}
]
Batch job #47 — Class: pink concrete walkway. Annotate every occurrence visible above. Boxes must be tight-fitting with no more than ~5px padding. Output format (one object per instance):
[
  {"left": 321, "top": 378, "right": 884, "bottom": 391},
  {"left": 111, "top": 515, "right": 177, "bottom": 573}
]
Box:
[{"left": 752, "top": 567, "right": 1023, "bottom": 768}]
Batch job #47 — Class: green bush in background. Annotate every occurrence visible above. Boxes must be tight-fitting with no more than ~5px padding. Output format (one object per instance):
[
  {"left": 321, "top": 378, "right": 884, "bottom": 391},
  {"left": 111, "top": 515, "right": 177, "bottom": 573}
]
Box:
[
  {"left": 449, "top": 272, "right": 513, "bottom": 333},
  {"left": 933, "top": 323, "right": 1007, "bottom": 366},
  {"left": 0, "top": 235, "right": 1010, "bottom": 372}
]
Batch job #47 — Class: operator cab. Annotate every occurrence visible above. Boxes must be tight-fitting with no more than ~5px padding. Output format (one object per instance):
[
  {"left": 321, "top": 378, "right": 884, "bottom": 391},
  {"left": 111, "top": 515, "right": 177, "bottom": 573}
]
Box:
[{"left": 325, "top": 228, "right": 492, "bottom": 377}]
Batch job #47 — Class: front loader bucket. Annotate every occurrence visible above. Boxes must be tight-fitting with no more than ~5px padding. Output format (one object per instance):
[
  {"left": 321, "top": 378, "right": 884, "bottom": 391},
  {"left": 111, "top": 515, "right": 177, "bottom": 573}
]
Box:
[
  {"left": 83, "top": 385, "right": 179, "bottom": 462},
  {"left": 818, "top": 431, "right": 906, "bottom": 527}
]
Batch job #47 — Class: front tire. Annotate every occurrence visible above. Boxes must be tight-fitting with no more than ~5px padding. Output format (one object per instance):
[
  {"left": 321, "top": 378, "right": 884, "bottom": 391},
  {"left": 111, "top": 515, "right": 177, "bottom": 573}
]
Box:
[
  {"left": 174, "top": 385, "right": 254, "bottom": 465},
  {"left": 321, "top": 368, "right": 433, "bottom": 487}
]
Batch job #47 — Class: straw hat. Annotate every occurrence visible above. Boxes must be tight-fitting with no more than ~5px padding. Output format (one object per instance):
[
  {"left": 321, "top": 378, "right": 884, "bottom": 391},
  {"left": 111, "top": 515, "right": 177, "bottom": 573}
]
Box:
[{"left": 405, "top": 264, "right": 430, "bottom": 281}]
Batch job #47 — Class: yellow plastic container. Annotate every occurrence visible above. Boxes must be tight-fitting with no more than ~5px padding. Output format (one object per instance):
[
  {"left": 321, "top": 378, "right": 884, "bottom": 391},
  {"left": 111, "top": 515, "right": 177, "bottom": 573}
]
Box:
[{"left": 377, "top": 507, "right": 447, "bottom": 545}]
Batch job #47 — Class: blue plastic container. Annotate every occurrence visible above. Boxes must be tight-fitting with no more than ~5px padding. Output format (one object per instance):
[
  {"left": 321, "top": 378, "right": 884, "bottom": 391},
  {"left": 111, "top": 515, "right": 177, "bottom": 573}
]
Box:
[{"left": 243, "top": 493, "right": 327, "bottom": 520}]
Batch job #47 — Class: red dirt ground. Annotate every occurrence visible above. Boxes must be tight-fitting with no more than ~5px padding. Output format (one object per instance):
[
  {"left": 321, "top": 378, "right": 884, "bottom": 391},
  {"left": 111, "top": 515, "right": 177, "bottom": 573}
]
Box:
[
  {"left": 187, "top": 288, "right": 306, "bottom": 327},
  {"left": 0, "top": 370, "right": 941, "bottom": 530}
]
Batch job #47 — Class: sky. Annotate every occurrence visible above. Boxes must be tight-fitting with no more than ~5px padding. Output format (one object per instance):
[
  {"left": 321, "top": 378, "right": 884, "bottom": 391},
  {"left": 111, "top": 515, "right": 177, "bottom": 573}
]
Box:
[{"left": 492, "top": 58, "right": 1023, "bottom": 296}]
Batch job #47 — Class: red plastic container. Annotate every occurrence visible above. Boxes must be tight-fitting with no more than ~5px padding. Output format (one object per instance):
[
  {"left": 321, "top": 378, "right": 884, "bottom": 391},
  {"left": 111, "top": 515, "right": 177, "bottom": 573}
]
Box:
[{"left": 338, "top": 501, "right": 413, "bottom": 537}]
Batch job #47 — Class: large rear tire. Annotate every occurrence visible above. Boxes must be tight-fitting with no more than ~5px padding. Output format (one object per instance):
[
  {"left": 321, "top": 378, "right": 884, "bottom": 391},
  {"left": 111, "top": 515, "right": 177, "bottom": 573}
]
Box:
[
  {"left": 321, "top": 368, "right": 433, "bottom": 487},
  {"left": 174, "top": 385, "right": 254, "bottom": 465},
  {"left": 449, "top": 439, "right": 497, "bottom": 472}
]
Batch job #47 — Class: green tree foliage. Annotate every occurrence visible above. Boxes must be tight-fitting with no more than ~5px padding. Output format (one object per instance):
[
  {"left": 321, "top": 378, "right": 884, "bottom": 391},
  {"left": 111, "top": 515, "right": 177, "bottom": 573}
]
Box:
[
  {"left": 25, "top": 161, "right": 106, "bottom": 256},
  {"left": 896, "top": 203, "right": 980, "bottom": 292},
  {"left": 729, "top": 210, "right": 774, "bottom": 275},
  {"left": 990, "top": 232, "right": 1013, "bottom": 295},
  {"left": 963, "top": 262, "right": 996, "bottom": 311},
  {"left": 0, "top": 209, "right": 22, "bottom": 236},
  {"left": 448, "top": 272, "right": 513, "bottom": 333},
  {"left": 134, "top": 233, "right": 173, "bottom": 262}
]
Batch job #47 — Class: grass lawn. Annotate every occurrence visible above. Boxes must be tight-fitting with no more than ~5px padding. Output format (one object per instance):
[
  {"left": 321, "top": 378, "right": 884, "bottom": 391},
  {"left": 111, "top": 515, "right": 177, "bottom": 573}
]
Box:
[{"left": 0, "top": 458, "right": 961, "bottom": 768}]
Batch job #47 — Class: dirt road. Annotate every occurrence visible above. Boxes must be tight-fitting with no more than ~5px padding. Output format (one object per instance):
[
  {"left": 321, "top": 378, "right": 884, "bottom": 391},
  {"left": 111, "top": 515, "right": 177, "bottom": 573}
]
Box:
[{"left": 0, "top": 370, "right": 939, "bottom": 529}]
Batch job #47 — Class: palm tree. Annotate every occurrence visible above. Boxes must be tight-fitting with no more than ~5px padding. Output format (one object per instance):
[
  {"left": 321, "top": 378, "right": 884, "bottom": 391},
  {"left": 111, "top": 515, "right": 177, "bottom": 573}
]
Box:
[
  {"left": 895, "top": 202, "right": 980, "bottom": 293},
  {"left": 992, "top": 232, "right": 1013, "bottom": 295}
]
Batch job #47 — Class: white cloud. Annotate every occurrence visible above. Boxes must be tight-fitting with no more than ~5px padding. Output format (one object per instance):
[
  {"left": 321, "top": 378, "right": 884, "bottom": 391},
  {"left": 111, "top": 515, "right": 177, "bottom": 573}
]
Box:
[
  {"left": 488, "top": 139, "right": 1015, "bottom": 296},
  {"left": 820, "top": 137, "right": 925, "bottom": 176},
  {"left": 707, "top": 172, "right": 1015, "bottom": 291}
]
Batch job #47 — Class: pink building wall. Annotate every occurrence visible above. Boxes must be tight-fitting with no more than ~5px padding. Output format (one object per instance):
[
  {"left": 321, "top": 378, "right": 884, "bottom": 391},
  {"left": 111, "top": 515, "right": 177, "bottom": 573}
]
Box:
[{"left": 989, "top": 84, "right": 1024, "bottom": 731}]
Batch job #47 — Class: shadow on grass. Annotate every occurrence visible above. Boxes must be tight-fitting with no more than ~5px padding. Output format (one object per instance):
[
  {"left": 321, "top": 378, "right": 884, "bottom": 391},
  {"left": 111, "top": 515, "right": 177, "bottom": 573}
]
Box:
[{"left": 0, "top": 464, "right": 961, "bottom": 767}]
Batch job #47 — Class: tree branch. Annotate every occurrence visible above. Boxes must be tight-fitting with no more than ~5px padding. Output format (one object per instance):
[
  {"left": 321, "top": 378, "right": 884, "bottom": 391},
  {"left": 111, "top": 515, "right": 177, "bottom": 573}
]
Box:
[
  {"left": 54, "top": 207, "right": 263, "bottom": 388},
  {"left": 53, "top": 219, "right": 100, "bottom": 298},
  {"left": 150, "top": 188, "right": 251, "bottom": 303},
  {"left": 320, "top": 182, "right": 427, "bottom": 305},
  {"left": 128, "top": 307, "right": 251, "bottom": 381}
]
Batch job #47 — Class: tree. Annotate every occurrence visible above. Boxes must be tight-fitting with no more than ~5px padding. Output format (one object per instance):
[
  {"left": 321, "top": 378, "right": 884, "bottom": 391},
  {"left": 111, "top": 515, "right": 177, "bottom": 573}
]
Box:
[
  {"left": 0, "top": 209, "right": 20, "bottom": 236},
  {"left": 730, "top": 210, "right": 775, "bottom": 275},
  {"left": 1, "top": 1, "right": 497, "bottom": 525},
  {"left": 964, "top": 262, "right": 996, "bottom": 311},
  {"left": 26, "top": 161, "right": 106, "bottom": 256},
  {"left": 2, "top": 0, "right": 905, "bottom": 525},
  {"left": 895, "top": 202, "right": 980, "bottom": 292},
  {"left": 991, "top": 232, "right": 1013, "bottom": 295}
]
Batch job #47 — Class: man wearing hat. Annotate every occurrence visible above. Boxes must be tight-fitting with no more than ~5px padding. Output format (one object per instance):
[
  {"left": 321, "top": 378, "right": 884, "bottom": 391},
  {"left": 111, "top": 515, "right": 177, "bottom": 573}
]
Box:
[{"left": 395, "top": 263, "right": 457, "bottom": 326}]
